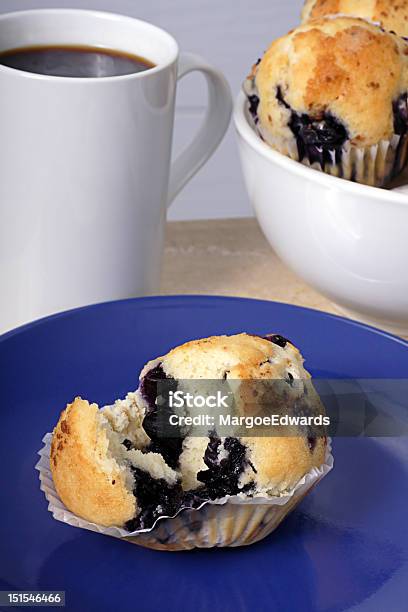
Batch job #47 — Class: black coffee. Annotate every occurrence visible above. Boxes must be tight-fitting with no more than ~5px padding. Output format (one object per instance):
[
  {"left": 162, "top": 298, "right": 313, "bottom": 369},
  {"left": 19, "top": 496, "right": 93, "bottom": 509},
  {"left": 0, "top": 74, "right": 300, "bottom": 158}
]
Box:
[{"left": 0, "top": 45, "right": 155, "bottom": 77}]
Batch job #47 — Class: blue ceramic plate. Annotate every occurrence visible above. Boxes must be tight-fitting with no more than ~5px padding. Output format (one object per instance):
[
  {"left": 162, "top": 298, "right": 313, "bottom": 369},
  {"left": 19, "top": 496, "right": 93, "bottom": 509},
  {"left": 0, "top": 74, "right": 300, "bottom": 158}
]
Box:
[{"left": 1, "top": 296, "right": 407, "bottom": 612}]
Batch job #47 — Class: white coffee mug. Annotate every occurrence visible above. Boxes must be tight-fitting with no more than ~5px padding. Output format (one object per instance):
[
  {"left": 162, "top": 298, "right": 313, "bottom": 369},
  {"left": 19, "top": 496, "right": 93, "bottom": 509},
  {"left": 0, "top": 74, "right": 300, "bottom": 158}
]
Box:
[{"left": 0, "top": 9, "right": 232, "bottom": 334}]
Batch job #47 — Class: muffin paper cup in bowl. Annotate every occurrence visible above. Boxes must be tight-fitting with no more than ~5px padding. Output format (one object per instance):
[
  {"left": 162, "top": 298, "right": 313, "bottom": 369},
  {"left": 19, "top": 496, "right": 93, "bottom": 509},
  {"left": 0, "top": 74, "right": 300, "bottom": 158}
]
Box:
[
  {"left": 36, "top": 433, "right": 333, "bottom": 551},
  {"left": 253, "top": 120, "right": 408, "bottom": 189}
]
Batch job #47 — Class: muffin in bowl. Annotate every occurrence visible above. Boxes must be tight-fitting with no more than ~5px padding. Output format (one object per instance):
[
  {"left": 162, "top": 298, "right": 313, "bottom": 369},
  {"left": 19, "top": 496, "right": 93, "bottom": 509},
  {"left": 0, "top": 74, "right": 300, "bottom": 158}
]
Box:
[
  {"left": 244, "top": 16, "right": 408, "bottom": 186},
  {"left": 46, "top": 333, "right": 332, "bottom": 550},
  {"left": 302, "top": 0, "right": 408, "bottom": 37}
]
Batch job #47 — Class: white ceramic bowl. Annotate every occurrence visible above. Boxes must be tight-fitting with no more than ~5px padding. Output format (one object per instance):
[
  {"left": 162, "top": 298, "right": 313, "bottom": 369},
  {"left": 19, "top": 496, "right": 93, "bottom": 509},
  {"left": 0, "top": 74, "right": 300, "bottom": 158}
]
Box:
[{"left": 234, "top": 91, "right": 408, "bottom": 335}]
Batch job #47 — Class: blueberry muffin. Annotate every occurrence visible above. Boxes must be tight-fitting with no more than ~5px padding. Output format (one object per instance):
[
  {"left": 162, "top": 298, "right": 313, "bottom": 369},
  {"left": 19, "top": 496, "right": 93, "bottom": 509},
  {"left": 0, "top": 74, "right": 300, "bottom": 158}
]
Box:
[
  {"left": 50, "top": 333, "right": 329, "bottom": 545},
  {"left": 302, "top": 0, "right": 408, "bottom": 37},
  {"left": 244, "top": 17, "right": 408, "bottom": 186}
]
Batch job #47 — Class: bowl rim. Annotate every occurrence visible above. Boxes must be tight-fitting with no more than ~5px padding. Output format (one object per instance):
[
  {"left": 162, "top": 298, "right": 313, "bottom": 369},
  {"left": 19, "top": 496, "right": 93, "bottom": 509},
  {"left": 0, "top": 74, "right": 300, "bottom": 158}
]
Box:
[{"left": 233, "top": 90, "right": 408, "bottom": 208}]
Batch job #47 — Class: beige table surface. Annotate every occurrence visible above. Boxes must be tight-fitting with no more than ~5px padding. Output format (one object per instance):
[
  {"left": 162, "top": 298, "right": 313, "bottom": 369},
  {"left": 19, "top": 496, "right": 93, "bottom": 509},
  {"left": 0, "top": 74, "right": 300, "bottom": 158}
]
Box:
[{"left": 162, "top": 218, "right": 408, "bottom": 340}]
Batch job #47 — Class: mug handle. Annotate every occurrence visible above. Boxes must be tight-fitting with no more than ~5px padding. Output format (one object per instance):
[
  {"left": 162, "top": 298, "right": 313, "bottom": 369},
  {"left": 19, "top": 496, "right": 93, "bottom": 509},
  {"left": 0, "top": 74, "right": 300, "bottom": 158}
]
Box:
[{"left": 167, "top": 52, "right": 232, "bottom": 206}]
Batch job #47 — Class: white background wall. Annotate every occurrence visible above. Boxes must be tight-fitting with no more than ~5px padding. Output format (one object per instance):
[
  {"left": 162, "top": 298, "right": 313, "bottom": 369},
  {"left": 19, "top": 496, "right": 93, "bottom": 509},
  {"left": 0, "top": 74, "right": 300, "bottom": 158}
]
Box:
[{"left": 0, "top": 0, "right": 304, "bottom": 219}]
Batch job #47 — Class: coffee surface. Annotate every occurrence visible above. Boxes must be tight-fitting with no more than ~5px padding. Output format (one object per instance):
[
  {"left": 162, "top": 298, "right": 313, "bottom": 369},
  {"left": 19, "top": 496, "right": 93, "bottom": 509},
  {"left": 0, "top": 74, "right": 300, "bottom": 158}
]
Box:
[{"left": 0, "top": 45, "right": 155, "bottom": 77}]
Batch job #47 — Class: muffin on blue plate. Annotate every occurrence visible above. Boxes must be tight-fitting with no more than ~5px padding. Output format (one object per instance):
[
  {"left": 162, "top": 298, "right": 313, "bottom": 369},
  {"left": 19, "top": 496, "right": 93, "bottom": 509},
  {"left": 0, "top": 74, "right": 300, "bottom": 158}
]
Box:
[
  {"left": 302, "top": 0, "right": 408, "bottom": 37},
  {"left": 244, "top": 16, "right": 408, "bottom": 186},
  {"left": 47, "top": 333, "right": 332, "bottom": 550}
]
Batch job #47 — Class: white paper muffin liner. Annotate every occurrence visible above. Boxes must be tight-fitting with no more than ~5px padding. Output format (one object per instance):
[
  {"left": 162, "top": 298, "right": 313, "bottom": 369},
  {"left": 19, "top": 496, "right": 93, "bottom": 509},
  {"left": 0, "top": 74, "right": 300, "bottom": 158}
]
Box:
[
  {"left": 258, "top": 128, "right": 408, "bottom": 188},
  {"left": 36, "top": 433, "right": 333, "bottom": 550}
]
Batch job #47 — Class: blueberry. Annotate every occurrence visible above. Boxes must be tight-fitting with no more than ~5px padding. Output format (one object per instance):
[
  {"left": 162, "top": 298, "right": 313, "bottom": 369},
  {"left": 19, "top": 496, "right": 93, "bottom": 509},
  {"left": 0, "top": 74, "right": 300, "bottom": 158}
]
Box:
[
  {"left": 393, "top": 93, "right": 408, "bottom": 135},
  {"left": 140, "top": 363, "right": 168, "bottom": 408},
  {"left": 248, "top": 94, "right": 260, "bottom": 120},
  {"left": 276, "top": 86, "right": 290, "bottom": 110},
  {"left": 289, "top": 112, "right": 348, "bottom": 164},
  {"left": 197, "top": 436, "right": 255, "bottom": 499},
  {"left": 203, "top": 435, "right": 221, "bottom": 469},
  {"left": 264, "top": 334, "right": 290, "bottom": 348},
  {"left": 122, "top": 439, "right": 134, "bottom": 451},
  {"left": 125, "top": 468, "right": 184, "bottom": 531},
  {"left": 276, "top": 86, "right": 348, "bottom": 164},
  {"left": 307, "top": 436, "right": 317, "bottom": 452},
  {"left": 140, "top": 364, "right": 182, "bottom": 469}
]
